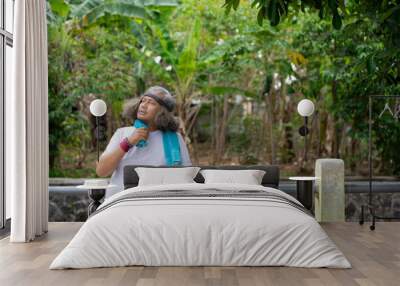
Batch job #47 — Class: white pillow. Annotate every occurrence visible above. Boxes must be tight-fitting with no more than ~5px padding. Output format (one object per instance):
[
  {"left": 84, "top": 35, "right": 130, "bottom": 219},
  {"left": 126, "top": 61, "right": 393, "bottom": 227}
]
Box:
[
  {"left": 200, "top": 169, "right": 266, "bottom": 185},
  {"left": 135, "top": 167, "right": 201, "bottom": 186}
]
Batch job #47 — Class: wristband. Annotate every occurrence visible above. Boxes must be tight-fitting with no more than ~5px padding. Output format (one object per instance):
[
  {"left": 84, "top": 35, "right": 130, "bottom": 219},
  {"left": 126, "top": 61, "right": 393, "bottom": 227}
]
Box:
[{"left": 119, "top": 137, "right": 132, "bottom": 153}]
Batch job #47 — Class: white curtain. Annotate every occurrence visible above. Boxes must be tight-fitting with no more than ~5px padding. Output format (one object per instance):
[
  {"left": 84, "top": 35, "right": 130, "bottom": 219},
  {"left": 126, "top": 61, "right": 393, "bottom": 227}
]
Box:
[{"left": 8, "top": 0, "right": 49, "bottom": 242}]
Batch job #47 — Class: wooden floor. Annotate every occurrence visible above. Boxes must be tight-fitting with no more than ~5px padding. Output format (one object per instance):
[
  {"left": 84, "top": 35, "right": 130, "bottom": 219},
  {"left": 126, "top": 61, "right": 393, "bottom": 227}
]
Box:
[{"left": 0, "top": 222, "right": 399, "bottom": 286}]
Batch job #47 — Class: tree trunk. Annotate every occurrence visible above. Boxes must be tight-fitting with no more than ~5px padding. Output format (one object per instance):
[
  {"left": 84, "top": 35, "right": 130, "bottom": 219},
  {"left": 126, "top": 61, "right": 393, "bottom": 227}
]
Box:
[
  {"left": 219, "top": 96, "right": 229, "bottom": 162},
  {"left": 214, "top": 96, "right": 229, "bottom": 163},
  {"left": 280, "top": 84, "right": 295, "bottom": 163},
  {"left": 318, "top": 109, "right": 328, "bottom": 157},
  {"left": 267, "top": 90, "right": 276, "bottom": 164},
  {"left": 191, "top": 129, "right": 199, "bottom": 164},
  {"left": 211, "top": 96, "right": 215, "bottom": 164},
  {"left": 261, "top": 75, "right": 276, "bottom": 164},
  {"left": 213, "top": 96, "right": 219, "bottom": 164},
  {"left": 331, "top": 78, "right": 342, "bottom": 158}
]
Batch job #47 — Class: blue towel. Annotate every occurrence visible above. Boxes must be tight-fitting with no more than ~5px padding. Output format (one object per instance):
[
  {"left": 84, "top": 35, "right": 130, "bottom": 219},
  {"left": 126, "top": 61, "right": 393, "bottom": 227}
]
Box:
[
  {"left": 162, "top": 131, "right": 182, "bottom": 166},
  {"left": 133, "top": 119, "right": 148, "bottom": 148},
  {"left": 133, "top": 119, "right": 182, "bottom": 166}
]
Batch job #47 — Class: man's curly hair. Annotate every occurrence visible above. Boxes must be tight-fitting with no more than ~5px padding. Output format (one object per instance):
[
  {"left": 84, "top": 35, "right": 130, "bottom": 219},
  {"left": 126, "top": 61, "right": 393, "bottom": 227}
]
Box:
[{"left": 131, "top": 87, "right": 180, "bottom": 132}]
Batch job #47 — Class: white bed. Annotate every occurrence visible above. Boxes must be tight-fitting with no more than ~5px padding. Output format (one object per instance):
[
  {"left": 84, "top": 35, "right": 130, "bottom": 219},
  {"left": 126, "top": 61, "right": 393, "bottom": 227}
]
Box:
[{"left": 49, "top": 182, "right": 351, "bottom": 269}]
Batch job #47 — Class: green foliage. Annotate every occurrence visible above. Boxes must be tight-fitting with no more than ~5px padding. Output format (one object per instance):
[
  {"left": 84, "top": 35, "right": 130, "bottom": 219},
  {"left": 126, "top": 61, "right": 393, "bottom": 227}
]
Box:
[
  {"left": 71, "top": 0, "right": 147, "bottom": 25},
  {"left": 203, "top": 86, "right": 257, "bottom": 98},
  {"left": 49, "top": 0, "right": 70, "bottom": 18},
  {"left": 45, "top": 1, "right": 163, "bottom": 173},
  {"left": 373, "top": 101, "right": 400, "bottom": 174},
  {"left": 47, "top": 0, "right": 400, "bottom": 176},
  {"left": 176, "top": 18, "right": 201, "bottom": 92},
  {"left": 223, "top": 0, "right": 345, "bottom": 29},
  {"left": 47, "top": 23, "right": 82, "bottom": 168},
  {"left": 229, "top": 115, "right": 264, "bottom": 165},
  {"left": 48, "top": 0, "right": 179, "bottom": 23}
]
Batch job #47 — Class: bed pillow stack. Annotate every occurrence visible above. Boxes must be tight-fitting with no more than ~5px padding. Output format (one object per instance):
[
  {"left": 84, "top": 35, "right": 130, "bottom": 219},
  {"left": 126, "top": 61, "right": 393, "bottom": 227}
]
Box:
[{"left": 135, "top": 166, "right": 266, "bottom": 186}]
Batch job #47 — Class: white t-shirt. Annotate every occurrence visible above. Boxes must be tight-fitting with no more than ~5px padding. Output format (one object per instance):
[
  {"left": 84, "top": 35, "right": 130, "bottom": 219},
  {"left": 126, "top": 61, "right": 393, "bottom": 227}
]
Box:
[{"left": 100, "top": 126, "right": 192, "bottom": 198}]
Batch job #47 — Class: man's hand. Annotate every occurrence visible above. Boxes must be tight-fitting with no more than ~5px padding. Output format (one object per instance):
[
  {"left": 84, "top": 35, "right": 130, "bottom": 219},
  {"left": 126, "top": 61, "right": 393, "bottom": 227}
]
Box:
[{"left": 128, "top": 128, "right": 149, "bottom": 145}]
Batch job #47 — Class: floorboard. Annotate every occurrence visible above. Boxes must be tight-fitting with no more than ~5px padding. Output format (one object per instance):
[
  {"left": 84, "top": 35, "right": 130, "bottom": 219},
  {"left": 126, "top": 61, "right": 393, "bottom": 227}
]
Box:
[{"left": 0, "top": 222, "right": 399, "bottom": 286}]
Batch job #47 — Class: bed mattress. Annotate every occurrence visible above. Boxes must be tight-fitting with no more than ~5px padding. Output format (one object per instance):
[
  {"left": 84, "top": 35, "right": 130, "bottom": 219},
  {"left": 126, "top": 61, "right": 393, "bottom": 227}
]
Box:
[{"left": 50, "top": 183, "right": 351, "bottom": 269}]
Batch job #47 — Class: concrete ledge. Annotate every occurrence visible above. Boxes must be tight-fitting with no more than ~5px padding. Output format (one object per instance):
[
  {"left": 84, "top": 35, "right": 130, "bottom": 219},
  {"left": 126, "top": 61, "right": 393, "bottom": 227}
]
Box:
[{"left": 48, "top": 185, "right": 400, "bottom": 223}]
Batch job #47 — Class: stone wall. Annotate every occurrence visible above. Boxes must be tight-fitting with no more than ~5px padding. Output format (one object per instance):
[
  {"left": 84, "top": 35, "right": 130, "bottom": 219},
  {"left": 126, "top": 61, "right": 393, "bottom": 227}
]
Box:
[
  {"left": 346, "top": 192, "right": 400, "bottom": 221},
  {"left": 49, "top": 189, "right": 89, "bottom": 222},
  {"left": 49, "top": 188, "right": 400, "bottom": 222}
]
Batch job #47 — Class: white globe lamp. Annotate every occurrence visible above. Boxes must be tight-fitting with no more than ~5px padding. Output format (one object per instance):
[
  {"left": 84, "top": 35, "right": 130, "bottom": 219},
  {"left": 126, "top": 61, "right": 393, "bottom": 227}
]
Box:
[
  {"left": 297, "top": 99, "right": 315, "bottom": 117},
  {"left": 90, "top": 99, "right": 107, "bottom": 117},
  {"left": 297, "top": 99, "right": 315, "bottom": 163},
  {"left": 90, "top": 99, "right": 107, "bottom": 162}
]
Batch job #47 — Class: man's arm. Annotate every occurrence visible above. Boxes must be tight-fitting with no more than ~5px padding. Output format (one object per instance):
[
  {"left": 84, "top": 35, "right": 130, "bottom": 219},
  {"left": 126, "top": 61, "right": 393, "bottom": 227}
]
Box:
[
  {"left": 96, "top": 146, "right": 127, "bottom": 177},
  {"left": 96, "top": 128, "right": 149, "bottom": 177}
]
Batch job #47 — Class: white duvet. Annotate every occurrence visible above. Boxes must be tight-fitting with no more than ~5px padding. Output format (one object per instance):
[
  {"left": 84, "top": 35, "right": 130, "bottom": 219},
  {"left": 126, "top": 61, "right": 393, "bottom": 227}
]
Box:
[{"left": 49, "top": 183, "right": 351, "bottom": 269}]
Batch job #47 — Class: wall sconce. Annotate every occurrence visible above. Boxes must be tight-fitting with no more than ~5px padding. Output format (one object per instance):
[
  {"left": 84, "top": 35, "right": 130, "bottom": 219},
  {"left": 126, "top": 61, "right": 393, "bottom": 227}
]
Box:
[
  {"left": 297, "top": 99, "right": 315, "bottom": 162},
  {"left": 90, "top": 99, "right": 107, "bottom": 162}
]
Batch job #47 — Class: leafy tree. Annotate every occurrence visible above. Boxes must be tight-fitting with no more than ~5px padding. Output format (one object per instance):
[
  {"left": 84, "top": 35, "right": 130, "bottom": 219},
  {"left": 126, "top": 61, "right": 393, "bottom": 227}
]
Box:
[
  {"left": 46, "top": 0, "right": 400, "bottom": 176},
  {"left": 46, "top": 0, "right": 179, "bottom": 171},
  {"left": 223, "top": 0, "right": 346, "bottom": 28}
]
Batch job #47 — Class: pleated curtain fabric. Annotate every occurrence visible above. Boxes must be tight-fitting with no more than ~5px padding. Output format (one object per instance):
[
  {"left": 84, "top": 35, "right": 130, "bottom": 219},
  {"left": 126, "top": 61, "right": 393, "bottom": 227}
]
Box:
[{"left": 9, "top": 0, "right": 49, "bottom": 242}]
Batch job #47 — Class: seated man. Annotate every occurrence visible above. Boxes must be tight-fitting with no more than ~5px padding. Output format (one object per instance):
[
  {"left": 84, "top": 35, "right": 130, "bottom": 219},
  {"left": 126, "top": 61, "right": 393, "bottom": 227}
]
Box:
[{"left": 96, "top": 86, "right": 192, "bottom": 198}]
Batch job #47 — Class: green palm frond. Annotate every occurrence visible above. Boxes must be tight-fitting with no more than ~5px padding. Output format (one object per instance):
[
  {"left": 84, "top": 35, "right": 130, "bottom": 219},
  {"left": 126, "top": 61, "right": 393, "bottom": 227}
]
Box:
[{"left": 71, "top": 0, "right": 179, "bottom": 24}]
